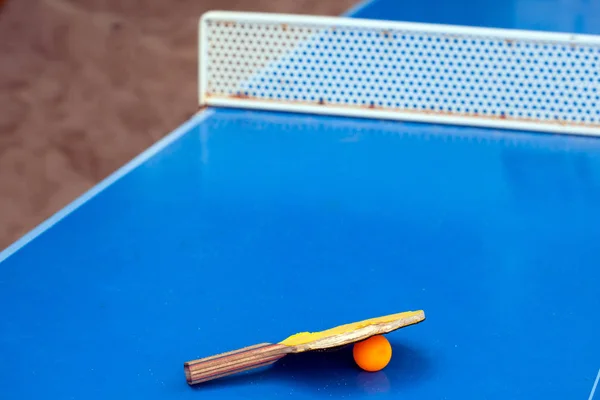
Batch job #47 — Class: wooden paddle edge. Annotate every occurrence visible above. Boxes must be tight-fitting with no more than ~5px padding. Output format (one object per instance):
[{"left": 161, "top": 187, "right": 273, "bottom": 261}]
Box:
[{"left": 288, "top": 310, "right": 425, "bottom": 352}]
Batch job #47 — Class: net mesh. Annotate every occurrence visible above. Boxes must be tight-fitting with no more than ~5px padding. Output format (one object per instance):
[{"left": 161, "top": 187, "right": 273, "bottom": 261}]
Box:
[{"left": 201, "top": 13, "right": 600, "bottom": 132}]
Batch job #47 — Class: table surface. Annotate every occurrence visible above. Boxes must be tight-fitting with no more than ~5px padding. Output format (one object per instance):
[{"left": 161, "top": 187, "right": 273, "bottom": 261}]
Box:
[{"left": 2, "top": 1, "right": 600, "bottom": 399}]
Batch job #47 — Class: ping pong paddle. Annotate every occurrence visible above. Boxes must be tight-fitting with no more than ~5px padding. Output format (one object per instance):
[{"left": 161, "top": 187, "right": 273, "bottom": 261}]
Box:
[{"left": 184, "top": 310, "right": 425, "bottom": 385}]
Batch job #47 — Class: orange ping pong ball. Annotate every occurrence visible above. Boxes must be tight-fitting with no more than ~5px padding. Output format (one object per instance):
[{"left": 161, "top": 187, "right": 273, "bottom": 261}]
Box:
[{"left": 352, "top": 335, "right": 392, "bottom": 372}]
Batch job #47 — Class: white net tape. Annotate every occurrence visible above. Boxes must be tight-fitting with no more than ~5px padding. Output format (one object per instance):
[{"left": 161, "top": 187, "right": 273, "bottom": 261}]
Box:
[{"left": 199, "top": 12, "right": 600, "bottom": 135}]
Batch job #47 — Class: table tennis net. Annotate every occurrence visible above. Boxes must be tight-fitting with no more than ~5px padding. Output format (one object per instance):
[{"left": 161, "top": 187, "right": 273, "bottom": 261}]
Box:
[{"left": 199, "top": 12, "right": 600, "bottom": 136}]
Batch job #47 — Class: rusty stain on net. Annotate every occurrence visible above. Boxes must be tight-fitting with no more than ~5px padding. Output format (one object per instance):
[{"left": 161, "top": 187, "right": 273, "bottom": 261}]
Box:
[
  {"left": 213, "top": 93, "right": 598, "bottom": 128},
  {"left": 229, "top": 92, "right": 251, "bottom": 99}
]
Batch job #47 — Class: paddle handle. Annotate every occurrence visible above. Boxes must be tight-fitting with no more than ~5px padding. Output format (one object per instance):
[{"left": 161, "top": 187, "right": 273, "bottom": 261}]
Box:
[{"left": 184, "top": 343, "right": 291, "bottom": 385}]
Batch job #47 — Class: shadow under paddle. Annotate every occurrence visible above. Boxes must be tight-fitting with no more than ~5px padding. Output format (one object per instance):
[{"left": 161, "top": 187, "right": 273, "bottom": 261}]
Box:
[{"left": 189, "top": 339, "right": 434, "bottom": 397}]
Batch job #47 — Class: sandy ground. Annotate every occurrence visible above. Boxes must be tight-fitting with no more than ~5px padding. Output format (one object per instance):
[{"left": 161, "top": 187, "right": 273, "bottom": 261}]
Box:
[{"left": 0, "top": 0, "right": 358, "bottom": 250}]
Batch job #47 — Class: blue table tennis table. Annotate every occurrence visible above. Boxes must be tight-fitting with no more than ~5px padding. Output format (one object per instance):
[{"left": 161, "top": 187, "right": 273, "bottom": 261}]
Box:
[{"left": 1, "top": 0, "right": 600, "bottom": 399}]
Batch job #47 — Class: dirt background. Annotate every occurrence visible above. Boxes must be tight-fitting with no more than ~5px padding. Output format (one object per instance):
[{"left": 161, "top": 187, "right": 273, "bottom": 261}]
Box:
[{"left": 0, "top": 0, "right": 358, "bottom": 250}]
